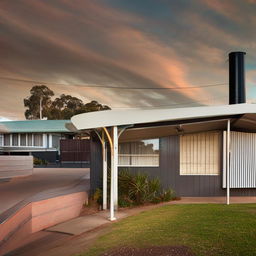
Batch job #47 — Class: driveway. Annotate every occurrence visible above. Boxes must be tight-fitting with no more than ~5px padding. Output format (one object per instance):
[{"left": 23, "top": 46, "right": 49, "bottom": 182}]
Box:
[{"left": 0, "top": 168, "right": 89, "bottom": 214}]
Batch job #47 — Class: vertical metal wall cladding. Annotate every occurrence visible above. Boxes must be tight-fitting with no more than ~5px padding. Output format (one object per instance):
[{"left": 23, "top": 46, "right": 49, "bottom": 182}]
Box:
[{"left": 229, "top": 131, "right": 256, "bottom": 188}]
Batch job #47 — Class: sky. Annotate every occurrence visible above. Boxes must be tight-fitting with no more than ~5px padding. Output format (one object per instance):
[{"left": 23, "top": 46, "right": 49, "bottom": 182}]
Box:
[{"left": 0, "top": 0, "right": 256, "bottom": 120}]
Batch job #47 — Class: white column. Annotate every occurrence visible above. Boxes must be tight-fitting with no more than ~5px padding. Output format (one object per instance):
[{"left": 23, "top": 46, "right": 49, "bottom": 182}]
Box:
[
  {"left": 102, "top": 141, "right": 108, "bottom": 210},
  {"left": 110, "top": 129, "right": 116, "bottom": 221},
  {"left": 10, "top": 134, "right": 13, "bottom": 146},
  {"left": 113, "top": 126, "right": 118, "bottom": 210},
  {"left": 43, "top": 134, "right": 47, "bottom": 148},
  {"left": 226, "top": 119, "right": 231, "bottom": 205},
  {"left": 49, "top": 134, "right": 53, "bottom": 148},
  {"left": 18, "top": 134, "right": 21, "bottom": 147}
]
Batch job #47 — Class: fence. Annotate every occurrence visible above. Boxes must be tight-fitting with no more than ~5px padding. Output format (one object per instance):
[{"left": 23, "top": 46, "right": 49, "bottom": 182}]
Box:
[{"left": 60, "top": 139, "right": 90, "bottom": 163}]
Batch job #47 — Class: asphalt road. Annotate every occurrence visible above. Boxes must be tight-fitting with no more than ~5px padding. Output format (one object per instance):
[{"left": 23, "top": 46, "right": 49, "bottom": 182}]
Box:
[{"left": 0, "top": 168, "right": 89, "bottom": 214}]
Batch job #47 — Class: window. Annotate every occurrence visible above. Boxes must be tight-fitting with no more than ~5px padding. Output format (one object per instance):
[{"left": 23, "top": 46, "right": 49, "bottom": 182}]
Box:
[
  {"left": 20, "top": 134, "right": 27, "bottom": 146},
  {"left": 0, "top": 134, "right": 3, "bottom": 146},
  {"left": 4, "top": 134, "right": 11, "bottom": 146},
  {"left": 180, "top": 132, "right": 220, "bottom": 175},
  {"left": 119, "top": 139, "right": 159, "bottom": 167},
  {"left": 12, "top": 134, "right": 19, "bottom": 146},
  {"left": 52, "top": 134, "right": 60, "bottom": 148},
  {"left": 1, "top": 133, "right": 46, "bottom": 147},
  {"left": 34, "top": 134, "right": 43, "bottom": 147},
  {"left": 27, "top": 134, "right": 33, "bottom": 146}
]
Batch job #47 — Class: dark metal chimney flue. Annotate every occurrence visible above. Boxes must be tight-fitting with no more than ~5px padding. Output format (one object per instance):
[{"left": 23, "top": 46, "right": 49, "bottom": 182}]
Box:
[{"left": 229, "top": 51, "right": 246, "bottom": 104}]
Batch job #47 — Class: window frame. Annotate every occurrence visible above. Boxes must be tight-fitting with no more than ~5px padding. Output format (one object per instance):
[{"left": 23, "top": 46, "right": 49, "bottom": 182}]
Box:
[
  {"left": 118, "top": 138, "right": 160, "bottom": 167},
  {"left": 3, "top": 134, "right": 11, "bottom": 146},
  {"left": 0, "top": 134, "right": 3, "bottom": 146},
  {"left": 179, "top": 131, "right": 221, "bottom": 176},
  {"left": 2, "top": 133, "right": 46, "bottom": 148},
  {"left": 12, "top": 133, "right": 19, "bottom": 146},
  {"left": 33, "top": 134, "right": 43, "bottom": 147}
]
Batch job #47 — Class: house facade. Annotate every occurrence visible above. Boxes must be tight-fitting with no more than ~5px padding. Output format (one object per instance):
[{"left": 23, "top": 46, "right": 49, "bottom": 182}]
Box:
[
  {"left": 87, "top": 105, "right": 256, "bottom": 198},
  {"left": 0, "top": 120, "right": 75, "bottom": 163}
]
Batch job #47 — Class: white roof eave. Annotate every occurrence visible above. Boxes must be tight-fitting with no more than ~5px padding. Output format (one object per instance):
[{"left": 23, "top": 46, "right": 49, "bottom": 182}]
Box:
[{"left": 71, "top": 103, "right": 256, "bottom": 131}]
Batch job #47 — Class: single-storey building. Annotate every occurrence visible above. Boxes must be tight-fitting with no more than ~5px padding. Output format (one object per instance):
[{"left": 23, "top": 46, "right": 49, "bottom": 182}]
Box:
[
  {"left": 73, "top": 104, "right": 256, "bottom": 196},
  {"left": 71, "top": 52, "right": 256, "bottom": 220},
  {"left": 0, "top": 120, "right": 90, "bottom": 165}
]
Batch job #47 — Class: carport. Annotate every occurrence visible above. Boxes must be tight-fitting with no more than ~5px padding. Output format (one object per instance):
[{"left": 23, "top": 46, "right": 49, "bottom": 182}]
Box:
[{"left": 71, "top": 103, "right": 256, "bottom": 221}]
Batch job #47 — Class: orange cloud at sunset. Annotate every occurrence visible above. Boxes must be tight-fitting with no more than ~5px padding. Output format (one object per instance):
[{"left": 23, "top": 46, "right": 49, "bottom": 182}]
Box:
[{"left": 0, "top": 0, "right": 255, "bottom": 119}]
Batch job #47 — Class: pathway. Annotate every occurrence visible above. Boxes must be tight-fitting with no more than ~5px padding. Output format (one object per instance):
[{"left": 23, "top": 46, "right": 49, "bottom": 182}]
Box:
[{"left": 0, "top": 168, "right": 89, "bottom": 213}]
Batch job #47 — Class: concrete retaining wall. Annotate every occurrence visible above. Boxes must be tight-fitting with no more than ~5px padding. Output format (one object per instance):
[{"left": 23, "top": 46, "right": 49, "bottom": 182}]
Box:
[
  {"left": 0, "top": 156, "right": 33, "bottom": 179},
  {"left": 0, "top": 184, "right": 88, "bottom": 255}
]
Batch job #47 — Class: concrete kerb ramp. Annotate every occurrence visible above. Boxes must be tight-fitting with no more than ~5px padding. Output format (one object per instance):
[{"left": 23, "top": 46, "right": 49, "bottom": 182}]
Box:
[{"left": 0, "top": 177, "right": 89, "bottom": 256}]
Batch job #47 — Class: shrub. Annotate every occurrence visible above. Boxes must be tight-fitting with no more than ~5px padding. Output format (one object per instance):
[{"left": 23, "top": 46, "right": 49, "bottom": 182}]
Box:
[
  {"left": 128, "top": 173, "right": 149, "bottom": 204},
  {"left": 118, "top": 195, "right": 133, "bottom": 208},
  {"left": 117, "top": 171, "right": 175, "bottom": 207},
  {"left": 84, "top": 188, "right": 103, "bottom": 211},
  {"left": 118, "top": 170, "right": 133, "bottom": 197},
  {"left": 147, "top": 178, "right": 161, "bottom": 202},
  {"left": 33, "top": 157, "right": 48, "bottom": 166},
  {"left": 96, "top": 170, "right": 175, "bottom": 209},
  {"left": 93, "top": 188, "right": 103, "bottom": 205},
  {"left": 150, "top": 196, "right": 162, "bottom": 204},
  {"left": 160, "top": 188, "right": 176, "bottom": 202}
]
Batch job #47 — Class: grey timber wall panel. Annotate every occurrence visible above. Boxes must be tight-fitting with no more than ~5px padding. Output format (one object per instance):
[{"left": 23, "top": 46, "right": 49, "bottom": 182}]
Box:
[
  {"left": 90, "top": 137, "right": 102, "bottom": 194},
  {"left": 90, "top": 135, "right": 256, "bottom": 196}
]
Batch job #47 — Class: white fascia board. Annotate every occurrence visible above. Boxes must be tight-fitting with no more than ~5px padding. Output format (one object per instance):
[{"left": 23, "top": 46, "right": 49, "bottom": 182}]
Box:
[{"left": 71, "top": 103, "right": 256, "bottom": 131}]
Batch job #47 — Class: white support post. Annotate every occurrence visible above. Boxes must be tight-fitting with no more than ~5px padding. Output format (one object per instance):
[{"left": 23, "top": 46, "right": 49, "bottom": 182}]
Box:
[
  {"left": 102, "top": 140, "right": 108, "bottom": 210},
  {"left": 226, "top": 119, "right": 231, "bottom": 205},
  {"left": 43, "top": 134, "right": 47, "bottom": 148},
  {"left": 49, "top": 134, "right": 53, "bottom": 148},
  {"left": 10, "top": 134, "right": 13, "bottom": 147},
  {"left": 25, "top": 134, "right": 28, "bottom": 147},
  {"left": 102, "top": 126, "right": 118, "bottom": 221},
  {"left": 113, "top": 126, "right": 118, "bottom": 210},
  {"left": 110, "top": 130, "right": 116, "bottom": 221}
]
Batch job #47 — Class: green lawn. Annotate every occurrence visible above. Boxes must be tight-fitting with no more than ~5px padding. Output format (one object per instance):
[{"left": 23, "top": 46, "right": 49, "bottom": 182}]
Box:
[{"left": 80, "top": 204, "right": 256, "bottom": 256}]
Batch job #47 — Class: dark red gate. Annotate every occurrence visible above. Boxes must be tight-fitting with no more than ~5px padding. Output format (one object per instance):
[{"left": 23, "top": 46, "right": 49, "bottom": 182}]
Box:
[{"left": 60, "top": 139, "right": 90, "bottom": 163}]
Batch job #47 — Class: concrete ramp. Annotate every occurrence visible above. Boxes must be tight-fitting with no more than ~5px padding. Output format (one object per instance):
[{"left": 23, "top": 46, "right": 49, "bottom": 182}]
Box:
[
  {"left": 0, "top": 171, "right": 89, "bottom": 256},
  {"left": 0, "top": 156, "right": 33, "bottom": 179}
]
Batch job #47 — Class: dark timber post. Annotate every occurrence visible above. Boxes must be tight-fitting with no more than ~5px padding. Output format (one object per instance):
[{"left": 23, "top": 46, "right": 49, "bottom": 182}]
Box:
[{"left": 229, "top": 51, "right": 246, "bottom": 104}]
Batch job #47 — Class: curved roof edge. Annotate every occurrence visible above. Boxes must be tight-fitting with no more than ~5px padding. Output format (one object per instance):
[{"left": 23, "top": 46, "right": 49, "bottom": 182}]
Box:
[{"left": 71, "top": 103, "right": 256, "bottom": 130}]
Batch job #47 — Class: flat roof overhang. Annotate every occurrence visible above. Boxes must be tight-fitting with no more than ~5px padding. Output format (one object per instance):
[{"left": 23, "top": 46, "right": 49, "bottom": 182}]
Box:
[
  {"left": 71, "top": 104, "right": 256, "bottom": 142},
  {"left": 71, "top": 103, "right": 256, "bottom": 131},
  {"left": 118, "top": 113, "right": 256, "bottom": 142}
]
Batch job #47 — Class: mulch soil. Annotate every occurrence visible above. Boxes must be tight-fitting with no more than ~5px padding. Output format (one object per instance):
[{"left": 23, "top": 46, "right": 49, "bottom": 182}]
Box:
[{"left": 101, "top": 246, "right": 194, "bottom": 256}]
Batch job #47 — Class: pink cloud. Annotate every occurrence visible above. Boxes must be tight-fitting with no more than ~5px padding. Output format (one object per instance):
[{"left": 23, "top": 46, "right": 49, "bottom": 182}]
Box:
[{"left": 3, "top": 0, "right": 253, "bottom": 119}]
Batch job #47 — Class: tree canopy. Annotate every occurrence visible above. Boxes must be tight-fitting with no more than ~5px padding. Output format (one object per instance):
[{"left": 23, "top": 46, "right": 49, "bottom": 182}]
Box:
[
  {"left": 24, "top": 85, "right": 54, "bottom": 120},
  {"left": 24, "top": 85, "right": 111, "bottom": 120}
]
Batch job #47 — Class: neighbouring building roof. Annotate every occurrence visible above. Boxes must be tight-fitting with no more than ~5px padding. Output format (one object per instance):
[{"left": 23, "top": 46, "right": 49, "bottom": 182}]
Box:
[{"left": 0, "top": 120, "right": 72, "bottom": 133}]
